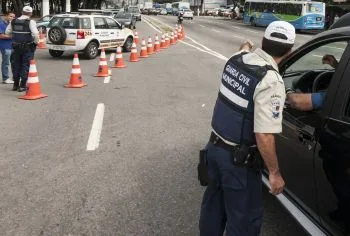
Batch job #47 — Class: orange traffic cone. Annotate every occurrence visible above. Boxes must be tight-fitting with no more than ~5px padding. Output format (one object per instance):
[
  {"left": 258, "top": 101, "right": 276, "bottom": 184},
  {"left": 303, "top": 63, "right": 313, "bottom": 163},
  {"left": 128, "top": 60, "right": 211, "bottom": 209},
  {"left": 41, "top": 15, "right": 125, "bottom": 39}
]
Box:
[
  {"left": 129, "top": 42, "right": 140, "bottom": 62},
  {"left": 19, "top": 60, "right": 47, "bottom": 100},
  {"left": 147, "top": 36, "right": 153, "bottom": 55},
  {"left": 95, "top": 49, "right": 109, "bottom": 77},
  {"left": 154, "top": 34, "right": 160, "bottom": 52},
  {"left": 160, "top": 34, "right": 166, "bottom": 49},
  {"left": 37, "top": 30, "right": 47, "bottom": 49},
  {"left": 170, "top": 32, "right": 175, "bottom": 45},
  {"left": 178, "top": 26, "right": 183, "bottom": 40},
  {"left": 139, "top": 38, "right": 148, "bottom": 58},
  {"left": 112, "top": 46, "right": 126, "bottom": 68},
  {"left": 134, "top": 31, "right": 139, "bottom": 44},
  {"left": 181, "top": 25, "right": 185, "bottom": 39},
  {"left": 165, "top": 33, "right": 170, "bottom": 48},
  {"left": 65, "top": 54, "right": 86, "bottom": 88},
  {"left": 174, "top": 31, "right": 178, "bottom": 44}
]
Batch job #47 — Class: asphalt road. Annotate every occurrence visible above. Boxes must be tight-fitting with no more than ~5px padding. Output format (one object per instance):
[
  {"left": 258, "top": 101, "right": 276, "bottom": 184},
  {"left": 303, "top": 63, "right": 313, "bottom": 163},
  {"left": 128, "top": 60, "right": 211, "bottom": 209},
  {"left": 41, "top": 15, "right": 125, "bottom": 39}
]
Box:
[{"left": 0, "top": 16, "right": 309, "bottom": 235}]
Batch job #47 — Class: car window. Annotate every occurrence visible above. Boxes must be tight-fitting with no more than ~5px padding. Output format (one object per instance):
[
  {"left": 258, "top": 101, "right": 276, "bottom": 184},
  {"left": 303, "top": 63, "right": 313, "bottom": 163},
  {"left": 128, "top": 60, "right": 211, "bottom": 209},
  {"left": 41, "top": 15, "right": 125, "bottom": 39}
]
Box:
[
  {"left": 283, "top": 41, "right": 348, "bottom": 90},
  {"left": 80, "top": 18, "right": 91, "bottom": 29},
  {"left": 42, "top": 16, "right": 51, "bottom": 22},
  {"left": 48, "top": 17, "right": 78, "bottom": 28},
  {"left": 105, "top": 18, "right": 119, "bottom": 29},
  {"left": 94, "top": 17, "right": 108, "bottom": 29},
  {"left": 60, "top": 17, "right": 78, "bottom": 29}
]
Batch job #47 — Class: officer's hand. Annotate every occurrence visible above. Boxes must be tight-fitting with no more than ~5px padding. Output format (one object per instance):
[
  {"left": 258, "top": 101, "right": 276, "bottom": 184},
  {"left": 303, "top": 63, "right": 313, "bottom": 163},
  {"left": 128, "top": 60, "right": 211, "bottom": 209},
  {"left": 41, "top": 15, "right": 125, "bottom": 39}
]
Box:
[
  {"left": 268, "top": 172, "right": 285, "bottom": 195},
  {"left": 239, "top": 40, "right": 254, "bottom": 52}
]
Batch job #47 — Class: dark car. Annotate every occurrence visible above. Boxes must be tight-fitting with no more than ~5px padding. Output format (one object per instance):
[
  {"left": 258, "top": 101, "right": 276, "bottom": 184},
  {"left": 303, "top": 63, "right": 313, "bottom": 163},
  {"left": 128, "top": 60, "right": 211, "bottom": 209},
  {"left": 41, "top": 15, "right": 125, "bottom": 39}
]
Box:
[
  {"left": 272, "top": 26, "right": 350, "bottom": 235},
  {"left": 114, "top": 12, "right": 136, "bottom": 29},
  {"left": 329, "top": 12, "right": 350, "bottom": 30},
  {"left": 127, "top": 6, "right": 141, "bottom": 21}
]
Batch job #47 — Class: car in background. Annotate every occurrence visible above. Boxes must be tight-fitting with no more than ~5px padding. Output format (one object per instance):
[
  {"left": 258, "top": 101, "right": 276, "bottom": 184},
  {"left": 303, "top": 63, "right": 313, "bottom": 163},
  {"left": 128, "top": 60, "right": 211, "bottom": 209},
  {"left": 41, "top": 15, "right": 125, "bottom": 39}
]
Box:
[
  {"left": 222, "top": 9, "right": 234, "bottom": 18},
  {"left": 114, "top": 12, "right": 136, "bottom": 29},
  {"left": 36, "top": 14, "right": 53, "bottom": 33},
  {"left": 127, "top": 6, "right": 141, "bottom": 21},
  {"left": 182, "top": 9, "right": 194, "bottom": 19},
  {"left": 166, "top": 8, "right": 173, "bottom": 15},
  {"left": 159, "top": 8, "right": 167, "bottom": 15},
  {"left": 205, "top": 9, "right": 216, "bottom": 16},
  {"left": 45, "top": 13, "right": 134, "bottom": 59}
]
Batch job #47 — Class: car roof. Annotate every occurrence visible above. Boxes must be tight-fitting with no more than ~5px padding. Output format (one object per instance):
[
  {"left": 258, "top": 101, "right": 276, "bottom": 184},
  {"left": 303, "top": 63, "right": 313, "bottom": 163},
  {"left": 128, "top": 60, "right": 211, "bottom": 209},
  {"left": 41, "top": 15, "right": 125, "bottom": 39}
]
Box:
[{"left": 52, "top": 13, "right": 115, "bottom": 18}]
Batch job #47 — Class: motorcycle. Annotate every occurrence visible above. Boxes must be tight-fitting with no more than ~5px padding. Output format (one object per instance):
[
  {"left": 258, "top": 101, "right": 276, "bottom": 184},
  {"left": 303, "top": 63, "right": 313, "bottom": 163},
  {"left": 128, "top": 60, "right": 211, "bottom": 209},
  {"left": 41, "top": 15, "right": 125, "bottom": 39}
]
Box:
[{"left": 178, "top": 15, "right": 184, "bottom": 24}]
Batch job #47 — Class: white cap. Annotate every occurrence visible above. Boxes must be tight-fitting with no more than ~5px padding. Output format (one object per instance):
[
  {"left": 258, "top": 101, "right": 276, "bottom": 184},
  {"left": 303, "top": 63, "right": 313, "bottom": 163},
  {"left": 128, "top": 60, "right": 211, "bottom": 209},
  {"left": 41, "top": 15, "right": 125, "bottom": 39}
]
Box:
[
  {"left": 264, "top": 21, "right": 295, "bottom": 44},
  {"left": 23, "top": 6, "right": 33, "bottom": 13}
]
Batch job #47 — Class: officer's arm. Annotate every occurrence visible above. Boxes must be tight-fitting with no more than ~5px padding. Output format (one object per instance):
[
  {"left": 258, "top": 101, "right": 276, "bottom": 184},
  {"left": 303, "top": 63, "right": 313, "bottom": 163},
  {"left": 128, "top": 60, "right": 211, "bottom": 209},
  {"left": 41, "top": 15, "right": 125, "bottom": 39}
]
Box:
[
  {"left": 253, "top": 71, "right": 286, "bottom": 194},
  {"left": 29, "top": 20, "right": 40, "bottom": 44},
  {"left": 255, "top": 133, "right": 280, "bottom": 175}
]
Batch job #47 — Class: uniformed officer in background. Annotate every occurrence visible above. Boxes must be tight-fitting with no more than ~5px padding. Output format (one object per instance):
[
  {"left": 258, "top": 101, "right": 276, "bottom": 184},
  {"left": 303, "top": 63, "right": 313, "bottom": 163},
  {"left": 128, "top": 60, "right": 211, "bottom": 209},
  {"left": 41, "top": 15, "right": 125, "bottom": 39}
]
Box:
[
  {"left": 199, "top": 21, "right": 296, "bottom": 236},
  {"left": 5, "top": 6, "right": 39, "bottom": 92}
]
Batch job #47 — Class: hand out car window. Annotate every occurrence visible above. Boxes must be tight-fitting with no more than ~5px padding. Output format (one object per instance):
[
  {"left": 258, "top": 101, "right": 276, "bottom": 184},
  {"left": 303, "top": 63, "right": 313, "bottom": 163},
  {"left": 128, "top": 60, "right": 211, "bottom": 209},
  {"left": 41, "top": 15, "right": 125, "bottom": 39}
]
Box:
[{"left": 283, "top": 41, "right": 348, "bottom": 90}]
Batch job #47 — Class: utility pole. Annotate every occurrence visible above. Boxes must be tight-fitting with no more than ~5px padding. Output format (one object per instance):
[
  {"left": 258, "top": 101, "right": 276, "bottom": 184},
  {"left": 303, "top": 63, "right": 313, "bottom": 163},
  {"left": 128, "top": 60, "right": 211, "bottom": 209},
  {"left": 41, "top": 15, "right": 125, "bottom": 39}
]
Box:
[
  {"left": 66, "top": 0, "right": 71, "bottom": 12},
  {"left": 42, "top": 0, "right": 50, "bottom": 16}
]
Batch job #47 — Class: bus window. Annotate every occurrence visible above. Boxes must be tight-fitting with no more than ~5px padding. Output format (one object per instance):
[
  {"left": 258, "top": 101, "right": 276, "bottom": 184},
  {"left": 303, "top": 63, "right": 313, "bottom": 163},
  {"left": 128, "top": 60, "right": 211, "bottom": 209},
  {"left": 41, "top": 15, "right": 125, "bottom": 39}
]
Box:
[{"left": 306, "top": 3, "right": 323, "bottom": 13}]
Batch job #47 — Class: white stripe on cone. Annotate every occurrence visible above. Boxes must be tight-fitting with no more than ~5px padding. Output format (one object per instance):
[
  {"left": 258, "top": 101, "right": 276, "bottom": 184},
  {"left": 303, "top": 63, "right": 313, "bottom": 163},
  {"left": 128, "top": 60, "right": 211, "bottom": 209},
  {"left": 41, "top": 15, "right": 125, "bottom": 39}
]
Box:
[
  {"left": 28, "top": 76, "right": 39, "bottom": 83},
  {"left": 29, "top": 64, "right": 37, "bottom": 73},
  {"left": 71, "top": 68, "right": 81, "bottom": 74}
]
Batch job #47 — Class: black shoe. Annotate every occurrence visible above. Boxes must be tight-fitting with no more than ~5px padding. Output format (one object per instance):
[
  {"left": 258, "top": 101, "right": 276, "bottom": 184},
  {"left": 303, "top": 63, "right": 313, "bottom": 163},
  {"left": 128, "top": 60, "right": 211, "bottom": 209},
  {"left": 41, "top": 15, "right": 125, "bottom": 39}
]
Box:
[
  {"left": 12, "top": 85, "right": 19, "bottom": 91},
  {"left": 17, "top": 87, "right": 27, "bottom": 92}
]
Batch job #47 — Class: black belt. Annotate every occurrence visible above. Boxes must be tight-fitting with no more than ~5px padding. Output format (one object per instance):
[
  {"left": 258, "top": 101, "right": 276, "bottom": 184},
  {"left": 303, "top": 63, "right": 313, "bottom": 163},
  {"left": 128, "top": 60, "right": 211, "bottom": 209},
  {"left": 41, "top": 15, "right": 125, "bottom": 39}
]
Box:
[{"left": 209, "top": 132, "right": 240, "bottom": 152}]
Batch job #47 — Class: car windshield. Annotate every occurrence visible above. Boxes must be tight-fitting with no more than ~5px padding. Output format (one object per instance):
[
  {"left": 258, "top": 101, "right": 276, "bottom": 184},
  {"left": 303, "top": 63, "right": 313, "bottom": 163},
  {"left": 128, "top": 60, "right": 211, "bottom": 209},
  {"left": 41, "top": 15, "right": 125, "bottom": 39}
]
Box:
[
  {"left": 128, "top": 7, "right": 139, "bottom": 13},
  {"left": 116, "top": 12, "right": 131, "bottom": 18}
]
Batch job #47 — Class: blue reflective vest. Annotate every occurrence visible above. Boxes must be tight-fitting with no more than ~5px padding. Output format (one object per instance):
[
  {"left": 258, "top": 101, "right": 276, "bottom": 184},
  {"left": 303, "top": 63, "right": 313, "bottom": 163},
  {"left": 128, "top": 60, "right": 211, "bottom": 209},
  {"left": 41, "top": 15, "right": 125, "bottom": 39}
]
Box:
[
  {"left": 211, "top": 52, "right": 276, "bottom": 145},
  {"left": 11, "top": 18, "right": 33, "bottom": 43}
]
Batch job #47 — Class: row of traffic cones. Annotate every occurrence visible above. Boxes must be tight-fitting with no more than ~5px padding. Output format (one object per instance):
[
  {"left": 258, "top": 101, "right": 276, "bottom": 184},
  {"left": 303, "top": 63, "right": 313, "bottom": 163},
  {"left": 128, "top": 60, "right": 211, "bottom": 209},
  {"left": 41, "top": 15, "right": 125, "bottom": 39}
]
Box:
[{"left": 18, "top": 25, "right": 186, "bottom": 100}]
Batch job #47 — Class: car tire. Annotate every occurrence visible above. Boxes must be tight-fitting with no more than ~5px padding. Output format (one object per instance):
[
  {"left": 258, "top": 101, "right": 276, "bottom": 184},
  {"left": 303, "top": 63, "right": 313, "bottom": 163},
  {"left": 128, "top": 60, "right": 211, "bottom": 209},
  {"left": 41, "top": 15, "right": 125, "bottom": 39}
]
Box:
[
  {"left": 123, "top": 37, "right": 133, "bottom": 52},
  {"left": 84, "top": 41, "right": 99, "bottom": 59},
  {"left": 48, "top": 26, "right": 67, "bottom": 45},
  {"left": 38, "top": 26, "right": 46, "bottom": 34},
  {"left": 49, "top": 49, "right": 64, "bottom": 57}
]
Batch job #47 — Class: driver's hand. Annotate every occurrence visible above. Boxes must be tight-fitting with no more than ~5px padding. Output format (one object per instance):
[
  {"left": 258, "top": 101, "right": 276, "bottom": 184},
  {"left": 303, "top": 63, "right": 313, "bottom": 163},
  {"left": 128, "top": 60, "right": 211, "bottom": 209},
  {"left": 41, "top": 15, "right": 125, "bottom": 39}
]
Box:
[{"left": 322, "top": 54, "right": 338, "bottom": 68}]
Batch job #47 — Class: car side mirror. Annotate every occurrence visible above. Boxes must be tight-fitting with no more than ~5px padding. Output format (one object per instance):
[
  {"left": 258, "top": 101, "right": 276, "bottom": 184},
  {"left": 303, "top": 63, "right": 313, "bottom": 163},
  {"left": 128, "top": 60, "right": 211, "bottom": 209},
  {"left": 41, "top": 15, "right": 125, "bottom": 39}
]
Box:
[{"left": 121, "top": 24, "right": 125, "bottom": 29}]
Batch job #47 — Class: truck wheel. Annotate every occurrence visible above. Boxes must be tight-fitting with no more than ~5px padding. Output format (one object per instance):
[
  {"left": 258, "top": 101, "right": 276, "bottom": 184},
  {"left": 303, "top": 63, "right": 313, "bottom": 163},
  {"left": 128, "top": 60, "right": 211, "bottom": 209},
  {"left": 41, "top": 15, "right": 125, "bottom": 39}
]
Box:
[
  {"left": 84, "top": 41, "right": 99, "bottom": 59},
  {"left": 49, "top": 49, "right": 64, "bottom": 57}
]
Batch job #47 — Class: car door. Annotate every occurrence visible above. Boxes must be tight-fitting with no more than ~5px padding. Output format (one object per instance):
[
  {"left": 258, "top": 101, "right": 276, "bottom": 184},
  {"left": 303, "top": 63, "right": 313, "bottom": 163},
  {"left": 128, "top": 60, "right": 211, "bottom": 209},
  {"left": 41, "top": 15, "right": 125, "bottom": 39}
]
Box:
[
  {"left": 105, "top": 17, "right": 124, "bottom": 47},
  {"left": 93, "top": 17, "right": 109, "bottom": 48},
  {"left": 276, "top": 39, "right": 349, "bottom": 224},
  {"left": 314, "top": 43, "right": 350, "bottom": 236}
]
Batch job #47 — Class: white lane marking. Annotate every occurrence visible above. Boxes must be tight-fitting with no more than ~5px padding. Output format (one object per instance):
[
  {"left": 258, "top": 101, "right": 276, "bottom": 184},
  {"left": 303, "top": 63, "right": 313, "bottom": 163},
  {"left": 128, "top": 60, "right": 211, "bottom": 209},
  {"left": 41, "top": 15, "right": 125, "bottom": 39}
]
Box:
[
  {"left": 232, "top": 26, "right": 241, "bottom": 29},
  {"left": 245, "top": 29, "right": 261, "bottom": 34},
  {"left": 212, "top": 29, "right": 220, "bottom": 33},
  {"left": 324, "top": 45, "right": 345, "bottom": 50},
  {"left": 298, "top": 34, "right": 313, "bottom": 38},
  {"left": 104, "top": 76, "right": 111, "bottom": 84},
  {"left": 86, "top": 103, "right": 105, "bottom": 151},
  {"left": 199, "top": 24, "right": 206, "bottom": 28},
  {"left": 262, "top": 176, "right": 327, "bottom": 236},
  {"left": 233, "top": 35, "right": 245, "bottom": 39},
  {"left": 312, "top": 54, "right": 323, "bottom": 58},
  {"left": 143, "top": 16, "right": 228, "bottom": 62}
]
